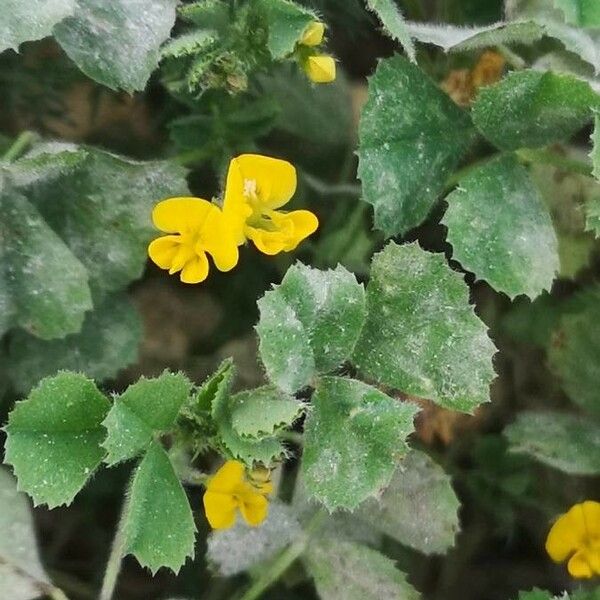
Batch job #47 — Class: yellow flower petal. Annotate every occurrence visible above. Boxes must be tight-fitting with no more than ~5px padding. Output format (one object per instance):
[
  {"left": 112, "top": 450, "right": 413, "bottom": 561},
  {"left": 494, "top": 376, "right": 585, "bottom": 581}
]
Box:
[
  {"left": 304, "top": 55, "right": 336, "bottom": 84},
  {"left": 581, "top": 500, "right": 600, "bottom": 538},
  {"left": 245, "top": 226, "right": 288, "bottom": 255},
  {"left": 148, "top": 235, "right": 181, "bottom": 269},
  {"left": 568, "top": 550, "right": 594, "bottom": 578},
  {"left": 152, "top": 197, "right": 214, "bottom": 233},
  {"left": 168, "top": 244, "right": 196, "bottom": 275},
  {"left": 207, "top": 460, "right": 246, "bottom": 494},
  {"left": 239, "top": 489, "right": 269, "bottom": 527},
  {"left": 300, "top": 21, "right": 325, "bottom": 47},
  {"left": 546, "top": 503, "right": 588, "bottom": 563},
  {"left": 203, "top": 491, "right": 238, "bottom": 529},
  {"left": 180, "top": 253, "right": 209, "bottom": 284},
  {"left": 275, "top": 209, "right": 319, "bottom": 251},
  {"left": 225, "top": 154, "right": 297, "bottom": 210},
  {"left": 203, "top": 205, "right": 240, "bottom": 272}
]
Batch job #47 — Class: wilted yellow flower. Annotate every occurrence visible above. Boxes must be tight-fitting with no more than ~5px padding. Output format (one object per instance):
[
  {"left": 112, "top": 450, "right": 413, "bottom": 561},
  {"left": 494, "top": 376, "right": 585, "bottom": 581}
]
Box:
[
  {"left": 148, "top": 197, "right": 238, "bottom": 284},
  {"left": 546, "top": 500, "right": 600, "bottom": 578},
  {"left": 223, "top": 154, "right": 318, "bottom": 255},
  {"left": 304, "top": 54, "right": 336, "bottom": 83},
  {"left": 203, "top": 460, "right": 272, "bottom": 529},
  {"left": 300, "top": 21, "right": 325, "bottom": 47}
]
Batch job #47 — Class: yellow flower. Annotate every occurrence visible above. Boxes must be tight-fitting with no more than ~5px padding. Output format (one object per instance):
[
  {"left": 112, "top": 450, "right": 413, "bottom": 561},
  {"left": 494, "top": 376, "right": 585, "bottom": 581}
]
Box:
[
  {"left": 223, "top": 154, "right": 319, "bottom": 255},
  {"left": 203, "top": 460, "right": 273, "bottom": 529},
  {"left": 546, "top": 500, "right": 600, "bottom": 578},
  {"left": 300, "top": 21, "right": 325, "bottom": 47},
  {"left": 303, "top": 54, "right": 336, "bottom": 84},
  {"left": 148, "top": 197, "right": 239, "bottom": 284}
]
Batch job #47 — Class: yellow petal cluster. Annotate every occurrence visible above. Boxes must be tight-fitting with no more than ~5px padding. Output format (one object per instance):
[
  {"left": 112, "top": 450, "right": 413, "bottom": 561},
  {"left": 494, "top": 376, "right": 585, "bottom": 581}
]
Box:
[
  {"left": 203, "top": 460, "right": 273, "bottom": 529},
  {"left": 223, "top": 154, "right": 318, "bottom": 255},
  {"left": 297, "top": 20, "right": 336, "bottom": 84},
  {"left": 546, "top": 500, "right": 600, "bottom": 578},
  {"left": 300, "top": 21, "right": 325, "bottom": 47},
  {"left": 148, "top": 155, "right": 318, "bottom": 283}
]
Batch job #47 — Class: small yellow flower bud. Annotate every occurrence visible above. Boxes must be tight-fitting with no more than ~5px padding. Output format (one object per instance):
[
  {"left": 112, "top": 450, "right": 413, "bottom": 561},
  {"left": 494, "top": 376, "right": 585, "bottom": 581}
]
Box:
[
  {"left": 300, "top": 21, "right": 325, "bottom": 47},
  {"left": 304, "top": 54, "right": 336, "bottom": 84}
]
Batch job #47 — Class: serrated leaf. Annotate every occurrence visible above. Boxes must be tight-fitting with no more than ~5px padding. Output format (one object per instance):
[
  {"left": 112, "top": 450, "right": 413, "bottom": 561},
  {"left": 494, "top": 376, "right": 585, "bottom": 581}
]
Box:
[
  {"left": 7, "top": 293, "right": 141, "bottom": 394},
  {"left": 505, "top": 411, "right": 600, "bottom": 475},
  {"left": 354, "top": 242, "right": 497, "bottom": 413},
  {"left": 103, "top": 372, "right": 192, "bottom": 466},
  {"left": 553, "top": 0, "right": 600, "bottom": 27},
  {"left": 161, "top": 30, "right": 216, "bottom": 59},
  {"left": 230, "top": 386, "right": 304, "bottom": 438},
  {"left": 407, "top": 20, "right": 544, "bottom": 52},
  {"left": 304, "top": 538, "right": 421, "bottom": 600},
  {"left": 10, "top": 144, "right": 189, "bottom": 297},
  {"left": 0, "top": 0, "right": 76, "bottom": 52},
  {"left": 178, "top": 0, "right": 230, "bottom": 29},
  {"left": 366, "top": 0, "right": 415, "bottom": 62},
  {"left": 357, "top": 450, "right": 460, "bottom": 554},
  {"left": 591, "top": 114, "right": 600, "bottom": 182},
  {"left": 4, "top": 372, "right": 110, "bottom": 508},
  {"left": 122, "top": 441, "right": 196, "bottom": 574},
  {"left": 0, "top": 182, "right": 92, "bottom": 340},
  {"left": 357, "top": 55, "right": 475, "bottom": 237},
  {"left": 472, "top": 70, "right": 600, "bottom": 150},
  {"left": 443, "top": 155, "right": 559, "bottom": 299},
  {"left": 258, "top": 0, "right": 317, "bottom": 59},
  {"left": 302, "top": 376, "right": 417, "bottom": 511},
  {"left": 0, "top": 468, "right": 52, "bottom": 600},
  {"left": 54, "top": 0, "right": 178, "bottom": 92},
  {"left": 207, "top": 501, "right": 301, "bottom": 576}
]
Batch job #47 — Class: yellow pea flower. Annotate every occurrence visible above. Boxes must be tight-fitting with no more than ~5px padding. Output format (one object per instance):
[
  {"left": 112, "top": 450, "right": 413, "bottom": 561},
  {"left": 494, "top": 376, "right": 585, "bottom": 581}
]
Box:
[
  {"left": 223, "top": 154, "right": 319, "bottom": 255},
  {"left": 546, "top": 500, "right": 600, "bottom": 578},
  {"left": 300, "top": 21, "right": 325, "bottom": 47},
  {"left": 203, "top": 460, "right": 273, "bottom": 529},
  {"left": 303, "top": 54, "right": 336, "bottom": 84},
  {"left": 148, "top": 197, "right": 238, "bottom": 284}
]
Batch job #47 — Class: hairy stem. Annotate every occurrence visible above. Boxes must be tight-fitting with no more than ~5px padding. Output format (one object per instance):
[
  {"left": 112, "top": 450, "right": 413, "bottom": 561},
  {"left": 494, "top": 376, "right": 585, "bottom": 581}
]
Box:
[{"left": 3, "top": 130, "right": 36, "bottom": 162}]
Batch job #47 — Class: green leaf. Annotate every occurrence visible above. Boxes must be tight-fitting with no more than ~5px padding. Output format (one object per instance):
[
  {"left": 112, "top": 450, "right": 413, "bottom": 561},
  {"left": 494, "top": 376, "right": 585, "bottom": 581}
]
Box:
[
  {"left": 407, "top": 20, "right": 544, "bottom": 52},
  {"left": 302, "top": 376, "right": 417, "bottom": 511},
  {"left": 258, "top": 0, "right": 317, "bottom": 59},
  {"left": 548, "top": 291, "right": 600, "bottom": 417},
  {"left": 178, "top": 0, "right": 230, "bottom": 29},
  {"left": 354, "top": 242, "right": 497, "bottom": 413},
  {"left": 304, "top": 538, "right": 421, "bottom": 600},
  {"left": 591, "top": 114, "right": 600, "bottom": 182},
  {"left": 443, "top": 155, "right": 558, "bottom": 299},
  {"left": 4, "top": 372, "right": 110, "bottom": 508},
  {"left": 357, "top": 55, "right": 475, "bottom": 237},
  {"left": 0, "top": 468, "right": 52, "bottom": 600},
  {"left": 161, "top": 30, "right": 216, "bottom": 59},
  {"left": 0, "top": 183, "right": 92, "bottom": 340},
  {"left": 207, "top": 501, "right": 301, "bottom": 576},
  {"left": 357, "top": 450, "right": 460, "bottom": 554},
  {"left": 366, "top": 0, "right": 415, "bottom": 62},
  {"left": 0, "top": 0, "right": 75, "bottom": 52},
  {"left": 54, "top": 0, "right": 178, "bottom": 92},
  {"left": 553, "top": 0, "right": 600, "bottom": 27},
  {"left": 122, "top": 441, "right": 196, "bottom": 574},
  {"left": 11, "top": 144, "right": 189, "bottom": 297},
  {"left": 230, "top": 386, "right": 304, "bottom": 438},
  {"left": 472, "top": 70, "right": 600, "bottom": 150},
  {"left": 7, "top": 293, "right": 141, "bottom": 394},
  {"left": 103, "top": 372, "right": 192, "bottom": 466},
  {"left": 505, "top": 411, "right": 600, "bottom": 475}
]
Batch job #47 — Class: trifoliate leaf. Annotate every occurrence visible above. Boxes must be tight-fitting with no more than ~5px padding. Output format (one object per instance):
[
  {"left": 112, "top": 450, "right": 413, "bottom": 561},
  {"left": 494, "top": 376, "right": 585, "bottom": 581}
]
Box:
[
  {"left": 302, "top": 376, "right": 417, "bottom": 511},
  {"left": 357, "top": 451, "right": 460, "bottom": 554},
  {"left": 357, "top": 55, "right": 475, "bottom": 237},
  {"left": 7, "top": 293, "right": 141, "bottom": 394},
  {"left": 505, "top": 411, "right": 600, "bottom": 475},
  {"left": 354, "top": 242, "right": 496, "bottom": 413},
  {"left": 230, "top": 386, "right": 304, "bottom": 438},
  {"left": 207, "top": 501, "right": 302, "bottom": 576},
  {"left": 0, "top": 0, "right": 75, "bottom": 52},
  {"left": 0, "top": 182, "right": 92, "bottom": 340},
  {"left": 103, "top": 372, "right": 192, "bottom": 466},
  {"left": 0, "top": 468, "right": 52, "bottom": 600},
  {"left": 122, "top": 441, "right": 196, "bottom": 574},
  {"left": 4, "top": 372, "right": 110, "bottom": 508},
  {"left": 304, "top": 538, "right": 420, "bottom": 600},
  {"left": 366, "top": 0, "right": 415, "bottom": 62},
  {"left": 591, "top": 114, "right": 600, "bottom": 182},
  {"left": 553, "top": 0, "right": 600, "bottom": 27},
  {"left": 443, "top": 155, "right": 558, "bottom": 299},
  {"left": 54, "top": 0, "right": 178, "bottom": 92},
  {"left": 472, "top": 70, "right": 600, "bottom": 150}
]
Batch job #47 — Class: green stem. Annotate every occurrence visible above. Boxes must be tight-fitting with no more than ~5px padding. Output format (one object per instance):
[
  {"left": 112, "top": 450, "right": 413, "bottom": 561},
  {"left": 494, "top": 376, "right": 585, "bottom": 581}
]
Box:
[
  {"left": 3, "top": 131, "right": 35, "bottom": 162},
  {"left": 99, "top": 491, "right": 132, "bottom": 600},
  {"left": 495, "top": 44, "right": 526, "bottom": 70},
  {"left": 301, "top": 171, "right": 361, "bottom": 196},
  {"left": 515, "top": 148, "right": 593, "bottom": 177},
  {"left": 49, "top": 588, "right": 70, "bottom": 600},
  {"left": 238, "top": 511, "right": 325, "bottom": 600}
]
